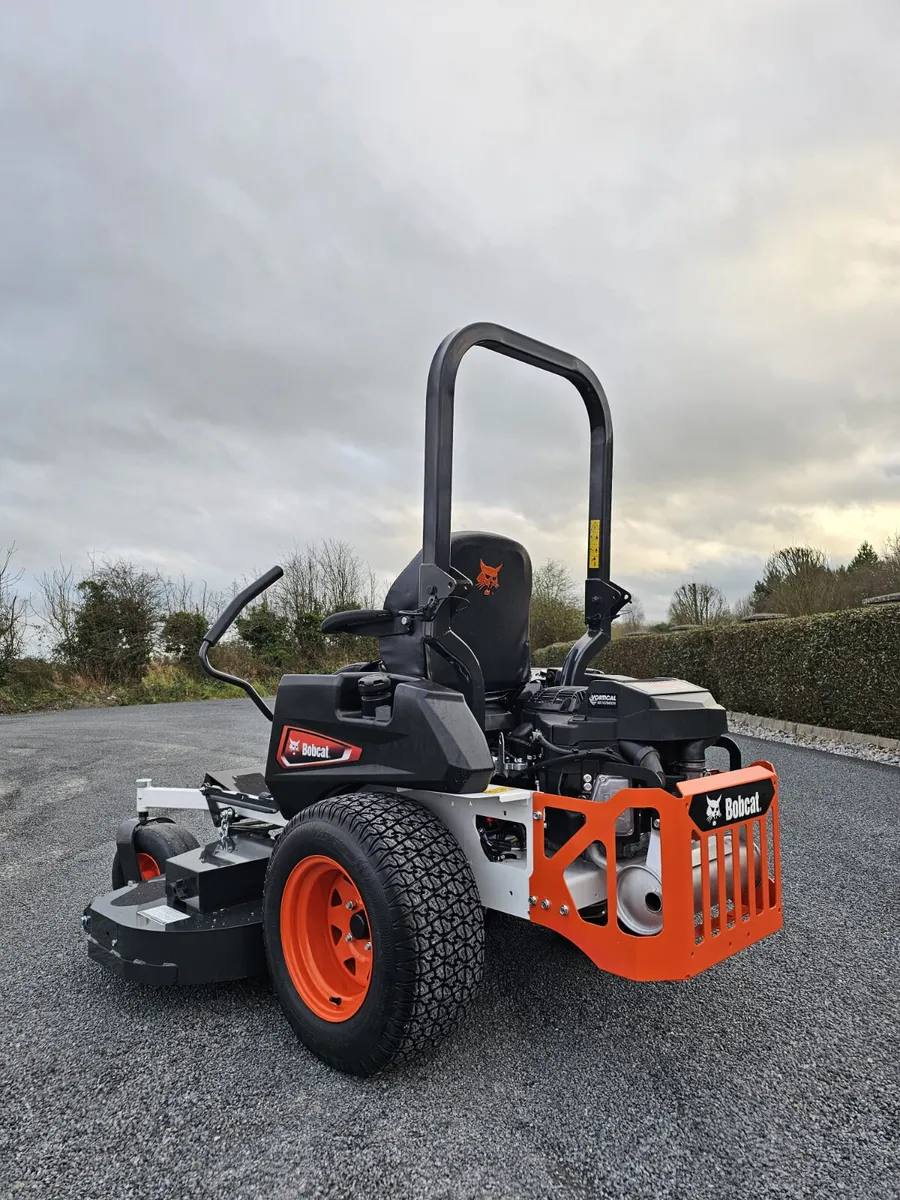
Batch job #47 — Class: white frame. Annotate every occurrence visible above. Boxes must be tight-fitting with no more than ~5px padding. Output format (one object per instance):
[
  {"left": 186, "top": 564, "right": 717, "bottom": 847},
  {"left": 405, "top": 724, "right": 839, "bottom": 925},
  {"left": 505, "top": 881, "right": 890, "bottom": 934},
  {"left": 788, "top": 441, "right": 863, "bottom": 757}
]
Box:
[{"left": 133, "top": 778, "right": 609, "bottom": 918}]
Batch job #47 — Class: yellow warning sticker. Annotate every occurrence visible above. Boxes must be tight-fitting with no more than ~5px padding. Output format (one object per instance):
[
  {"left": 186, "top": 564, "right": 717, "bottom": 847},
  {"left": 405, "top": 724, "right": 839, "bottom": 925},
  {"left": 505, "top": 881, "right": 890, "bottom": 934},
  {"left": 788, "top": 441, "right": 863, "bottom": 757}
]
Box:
[
  {"left": 484, "top": 785, "right": 514, "bottom": 793},
  {"left": 588, "top": 519, "right": 601, "bottom": 569}
]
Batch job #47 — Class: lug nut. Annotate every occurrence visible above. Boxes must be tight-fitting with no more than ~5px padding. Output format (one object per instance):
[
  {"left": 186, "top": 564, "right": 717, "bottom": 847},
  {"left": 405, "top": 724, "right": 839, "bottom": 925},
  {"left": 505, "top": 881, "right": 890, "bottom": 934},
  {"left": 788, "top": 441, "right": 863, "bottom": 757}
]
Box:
[
  {"left": 528, "top": 895, "right": 537, "bottom": 907},
  {"left": 559, "top": 905, "right": 569, "bottom": 916},
  {"left": 364, "top": 941, "right": 372, "bottom": 952},
  {"left": 540, "top": 899, "right": 551, "bottom": 910},
  {"left": 345, "top": 900, "right": 356, "bottom": 910},
  {"left": 345, "top": 934, "right": 354, "bottom": 943}
]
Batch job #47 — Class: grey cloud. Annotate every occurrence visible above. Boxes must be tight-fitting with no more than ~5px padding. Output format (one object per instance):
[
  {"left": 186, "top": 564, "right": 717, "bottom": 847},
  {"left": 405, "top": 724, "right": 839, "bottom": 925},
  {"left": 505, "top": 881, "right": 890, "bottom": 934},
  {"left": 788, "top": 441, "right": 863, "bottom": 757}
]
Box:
[{"left": 2, "top": 0, "right": 899, "bottom": 619}]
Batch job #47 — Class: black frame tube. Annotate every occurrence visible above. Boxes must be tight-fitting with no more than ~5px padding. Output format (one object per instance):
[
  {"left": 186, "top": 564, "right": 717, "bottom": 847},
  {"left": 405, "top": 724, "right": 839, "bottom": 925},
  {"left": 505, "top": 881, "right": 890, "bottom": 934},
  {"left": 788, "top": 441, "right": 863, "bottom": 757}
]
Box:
[
  {"left": 421, "top": 323, "right": 613, "bottom": 590},
  {"left": 420, "top": 323, "right": 615, "bottom": 691}
]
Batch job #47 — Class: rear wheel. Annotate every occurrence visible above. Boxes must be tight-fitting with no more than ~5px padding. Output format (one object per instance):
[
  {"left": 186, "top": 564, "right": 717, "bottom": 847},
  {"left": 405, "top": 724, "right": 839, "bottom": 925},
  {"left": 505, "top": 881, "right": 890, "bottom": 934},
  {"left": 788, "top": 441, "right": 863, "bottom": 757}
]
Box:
[
  {"left": 111, "top": 821, "right": 200, "bottom": 888},
  {"left": 263, "top": 792, "right": 484, "bottom": 1076}
]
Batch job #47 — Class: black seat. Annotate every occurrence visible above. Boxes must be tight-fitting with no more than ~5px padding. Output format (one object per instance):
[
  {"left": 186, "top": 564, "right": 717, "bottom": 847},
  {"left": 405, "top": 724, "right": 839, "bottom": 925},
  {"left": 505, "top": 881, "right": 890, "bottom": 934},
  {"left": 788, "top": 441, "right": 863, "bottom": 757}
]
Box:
[{"left": 378, "top": 532, "right": 532, "bottom": 728}]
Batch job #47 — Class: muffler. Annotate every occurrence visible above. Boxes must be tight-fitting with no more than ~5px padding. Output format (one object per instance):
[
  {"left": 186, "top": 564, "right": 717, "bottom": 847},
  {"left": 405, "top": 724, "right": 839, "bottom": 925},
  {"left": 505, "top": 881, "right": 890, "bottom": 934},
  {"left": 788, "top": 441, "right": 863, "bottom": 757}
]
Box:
[
  {"left": 587, "top": 823, "right": 765, "bottom": 936},
  {"left": 691, "top": 831, "right": 764, "bottom": 914}
]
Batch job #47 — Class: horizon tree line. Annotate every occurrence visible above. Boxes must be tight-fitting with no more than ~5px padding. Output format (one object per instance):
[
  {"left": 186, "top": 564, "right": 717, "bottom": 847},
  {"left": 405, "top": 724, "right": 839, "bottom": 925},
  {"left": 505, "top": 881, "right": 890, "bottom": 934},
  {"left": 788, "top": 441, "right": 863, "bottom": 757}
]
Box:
[{"left": 0, "top": 534, "right": 897, "bottom": 687}]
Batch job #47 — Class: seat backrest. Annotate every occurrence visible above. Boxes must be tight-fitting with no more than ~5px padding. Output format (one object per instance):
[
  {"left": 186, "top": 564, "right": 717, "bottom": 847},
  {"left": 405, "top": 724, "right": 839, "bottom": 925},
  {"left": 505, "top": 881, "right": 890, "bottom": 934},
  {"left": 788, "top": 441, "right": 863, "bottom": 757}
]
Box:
[{"left": 379, "top": 531, "right": 532, "bottom": 696}]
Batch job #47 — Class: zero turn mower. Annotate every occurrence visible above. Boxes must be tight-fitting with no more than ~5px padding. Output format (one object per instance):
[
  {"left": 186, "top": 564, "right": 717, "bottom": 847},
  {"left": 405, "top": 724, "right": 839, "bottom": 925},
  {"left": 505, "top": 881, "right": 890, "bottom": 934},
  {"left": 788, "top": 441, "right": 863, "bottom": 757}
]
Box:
[{"left": 83, "top": 323, "right": 783, "bottom": 1075}]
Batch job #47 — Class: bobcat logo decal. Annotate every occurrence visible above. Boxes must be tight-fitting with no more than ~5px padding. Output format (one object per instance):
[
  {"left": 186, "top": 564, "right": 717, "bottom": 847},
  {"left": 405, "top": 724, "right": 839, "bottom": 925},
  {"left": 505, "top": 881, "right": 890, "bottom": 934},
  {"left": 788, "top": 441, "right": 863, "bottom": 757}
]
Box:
[
  {"left": 277, "top": 726, "right": 363, "bottom": 769},
  {"left": 476, "top": 559, "right": 502, "bottom": 596},
  {"left": 706, "top": 794, "right": 722, "bottom": 826}
]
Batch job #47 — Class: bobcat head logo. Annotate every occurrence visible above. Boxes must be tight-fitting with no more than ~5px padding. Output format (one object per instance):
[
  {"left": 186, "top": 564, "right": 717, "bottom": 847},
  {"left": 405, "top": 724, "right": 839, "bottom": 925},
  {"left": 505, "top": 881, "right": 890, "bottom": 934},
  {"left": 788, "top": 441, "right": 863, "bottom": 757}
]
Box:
[
  {"left": 476, "top": 559, "right": 502, "bottom": 596},
  {"left": 287, "top": 736, "right": 301, "bottom": 754},
  {"left": 706, "top": 794, "right": 722, "bottom": 826}
]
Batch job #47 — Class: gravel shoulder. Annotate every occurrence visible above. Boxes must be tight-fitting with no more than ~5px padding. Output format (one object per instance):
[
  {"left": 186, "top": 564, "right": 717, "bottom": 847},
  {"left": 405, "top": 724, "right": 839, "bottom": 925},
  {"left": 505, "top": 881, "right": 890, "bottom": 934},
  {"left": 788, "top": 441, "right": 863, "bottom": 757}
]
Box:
[
  {"left": 729, "top": 715, "right": 900, "bottom": 767},
  {"left": 0, "top": 700, "right": 897, "bottom": 1200}
]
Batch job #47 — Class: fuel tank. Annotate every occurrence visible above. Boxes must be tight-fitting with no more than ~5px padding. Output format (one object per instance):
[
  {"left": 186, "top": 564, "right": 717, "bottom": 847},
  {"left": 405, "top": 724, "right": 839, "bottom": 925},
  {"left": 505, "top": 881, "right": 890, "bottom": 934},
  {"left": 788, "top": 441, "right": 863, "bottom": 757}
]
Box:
[{"left": 265, "top": 672, "right": 493, "bottom": 817}]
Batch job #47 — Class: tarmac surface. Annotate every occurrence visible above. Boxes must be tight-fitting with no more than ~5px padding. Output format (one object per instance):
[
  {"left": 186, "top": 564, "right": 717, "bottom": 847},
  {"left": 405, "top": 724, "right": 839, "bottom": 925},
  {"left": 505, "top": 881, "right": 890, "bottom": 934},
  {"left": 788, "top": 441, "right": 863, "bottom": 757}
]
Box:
[{"left": 0, "top": 699, "right": 897, "bottom": 1199}]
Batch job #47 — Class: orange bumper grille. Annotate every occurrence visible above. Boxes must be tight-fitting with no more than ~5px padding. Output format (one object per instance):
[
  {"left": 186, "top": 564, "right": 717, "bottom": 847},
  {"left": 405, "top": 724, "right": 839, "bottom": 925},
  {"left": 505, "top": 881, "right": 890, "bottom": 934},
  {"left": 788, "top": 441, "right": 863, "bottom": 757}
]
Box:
[{"left": 529, "top": 762, "right": 782, "bottom": 981}]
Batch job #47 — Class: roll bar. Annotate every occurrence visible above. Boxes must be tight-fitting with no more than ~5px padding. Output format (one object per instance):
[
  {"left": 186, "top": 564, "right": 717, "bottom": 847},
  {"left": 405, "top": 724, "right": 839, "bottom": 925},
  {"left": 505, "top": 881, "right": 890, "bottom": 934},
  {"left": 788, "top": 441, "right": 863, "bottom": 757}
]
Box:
[{"left": 419, "top": 323, "right": 629, "bottom": 692}]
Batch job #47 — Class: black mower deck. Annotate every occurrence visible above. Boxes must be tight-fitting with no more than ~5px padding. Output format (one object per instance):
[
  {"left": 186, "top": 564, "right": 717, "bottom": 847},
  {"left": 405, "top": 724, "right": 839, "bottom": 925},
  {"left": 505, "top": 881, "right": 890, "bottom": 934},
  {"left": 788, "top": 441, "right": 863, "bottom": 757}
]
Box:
[{"left": 84, "top": 837, "right": 271, "bottom": 985}]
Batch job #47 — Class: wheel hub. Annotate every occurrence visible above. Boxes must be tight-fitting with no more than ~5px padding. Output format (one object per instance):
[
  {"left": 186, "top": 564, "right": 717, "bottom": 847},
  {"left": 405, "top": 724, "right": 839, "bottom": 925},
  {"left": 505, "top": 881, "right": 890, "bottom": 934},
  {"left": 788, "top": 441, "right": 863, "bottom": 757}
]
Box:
[{"left": 280, "top": 855, "right": 373, "bottom": 1022}]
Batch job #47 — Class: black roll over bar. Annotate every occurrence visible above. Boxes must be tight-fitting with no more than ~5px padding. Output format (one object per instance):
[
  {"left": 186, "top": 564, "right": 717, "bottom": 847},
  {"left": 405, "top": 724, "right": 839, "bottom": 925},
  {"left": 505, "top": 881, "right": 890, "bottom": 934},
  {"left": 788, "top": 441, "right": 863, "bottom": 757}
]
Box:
[{"left": 420, "top": 323, "right": 630, "bottom": 706}]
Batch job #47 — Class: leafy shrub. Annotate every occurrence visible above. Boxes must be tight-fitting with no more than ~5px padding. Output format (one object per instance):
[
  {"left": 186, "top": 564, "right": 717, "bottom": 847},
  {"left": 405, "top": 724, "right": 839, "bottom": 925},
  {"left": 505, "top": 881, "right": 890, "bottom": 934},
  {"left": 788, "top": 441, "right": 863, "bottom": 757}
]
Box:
[
  {"left": 235, "top": 603, "right": 294, "bottom": 669},
  {"left": 63, "top": 565, "right": 161, "bottom": 687},
  {"left": 161, "top": 610, "right": 208, "bottom": 668}
]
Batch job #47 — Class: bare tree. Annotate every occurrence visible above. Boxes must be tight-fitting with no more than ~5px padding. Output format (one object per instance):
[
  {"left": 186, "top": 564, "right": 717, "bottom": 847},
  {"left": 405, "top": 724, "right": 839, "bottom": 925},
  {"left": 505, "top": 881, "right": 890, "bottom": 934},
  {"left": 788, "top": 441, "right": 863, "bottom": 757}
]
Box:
[
  {"left": 0, "top": 545, "right": 27, "bottom": 681},
  {"left": 37, "top": 561, "right": 79, "bottom": 659},
  {"left": 668, "top": 581, "right": 730, "bottom": 626},
  {"left": 879, "top": 533, "right": 900, "bottom": 593},
  {"left": 530, "top": 559, "right": 584, "bottom": 649},
  {"left": 758, "top": 545, "right": 838, "bottom": 616},
  {"left": 274, "top": 539, "right": 380, "bottom": 627},
  {"left": 883, "top": 532, "right": 900, "bottom": 568},
  {"left": 731, "top": 593, "right": 755, "bottom": 620},
  {"left": 617, "top": 595, "right": 646, "bottom": 630},
  {"left": 275, "top": 545, "right": 320, "bottom": 623},
  {"left": 317, "top": 538, "right": 379, "bottom": 611},
  {"left": 532, "top": 559, "right": 577, "bottom": 607},
  {"left": 161, "top": 572, "right": 223, "bottom": 624}
]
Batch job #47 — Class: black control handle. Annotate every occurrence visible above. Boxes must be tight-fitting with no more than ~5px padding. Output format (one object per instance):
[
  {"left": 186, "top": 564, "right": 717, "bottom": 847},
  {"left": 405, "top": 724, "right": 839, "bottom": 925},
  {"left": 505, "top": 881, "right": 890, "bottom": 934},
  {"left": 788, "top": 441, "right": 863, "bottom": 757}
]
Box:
[
  {"left": 203, "top": 565, "right": 284, "bottom": 647},
  {"left": 199, "top": 565, "right": 284, "bottom": 722}
]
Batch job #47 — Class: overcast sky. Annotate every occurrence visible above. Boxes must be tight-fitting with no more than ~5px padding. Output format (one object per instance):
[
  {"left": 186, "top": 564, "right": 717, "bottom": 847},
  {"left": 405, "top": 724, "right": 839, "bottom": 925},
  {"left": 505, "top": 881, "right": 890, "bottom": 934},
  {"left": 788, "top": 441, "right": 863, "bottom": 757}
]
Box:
[{"left": 2, "top": 0, "right": 899, "bottom": 621}]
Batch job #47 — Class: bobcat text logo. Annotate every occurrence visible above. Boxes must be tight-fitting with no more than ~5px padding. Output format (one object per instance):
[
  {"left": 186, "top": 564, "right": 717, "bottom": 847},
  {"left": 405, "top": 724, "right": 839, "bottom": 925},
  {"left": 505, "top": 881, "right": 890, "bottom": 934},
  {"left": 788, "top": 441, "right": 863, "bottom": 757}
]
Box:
[
  {"left": 706, "top": 795, "right": 722, "bottom": 826},
  {"left": 725, "top": 790, "right": 762, "bottom": 821},
  {"left": 476, "top": 559, "right": 502, "bottom": 595},
  {"left": 302, "top": 742, "right": 331, "bottom": 759}
]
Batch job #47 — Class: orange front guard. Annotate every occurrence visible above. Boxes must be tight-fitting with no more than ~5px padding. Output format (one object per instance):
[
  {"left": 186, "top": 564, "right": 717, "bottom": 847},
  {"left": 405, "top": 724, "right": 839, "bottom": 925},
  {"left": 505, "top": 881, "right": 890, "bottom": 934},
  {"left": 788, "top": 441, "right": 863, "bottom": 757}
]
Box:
[{"left": 529, "top": 762, "right": 782, "bottom": 981}]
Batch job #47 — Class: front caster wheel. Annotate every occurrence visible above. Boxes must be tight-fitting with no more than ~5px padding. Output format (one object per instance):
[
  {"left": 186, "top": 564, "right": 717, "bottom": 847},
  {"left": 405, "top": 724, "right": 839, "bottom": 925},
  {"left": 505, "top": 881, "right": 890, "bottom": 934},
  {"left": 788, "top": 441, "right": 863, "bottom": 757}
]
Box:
[
  {"left": 262, "top": 792, "right": 484, "bottom": 1076},
  {"left": 111, "top": 821, "right": 200, "bottom": 887}
]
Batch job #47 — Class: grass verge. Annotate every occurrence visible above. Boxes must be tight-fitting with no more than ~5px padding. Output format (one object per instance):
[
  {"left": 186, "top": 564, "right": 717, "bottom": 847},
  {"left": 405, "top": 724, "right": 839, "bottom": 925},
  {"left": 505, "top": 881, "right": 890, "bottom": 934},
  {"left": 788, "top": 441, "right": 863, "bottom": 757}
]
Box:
[{"left": 0, "top": 660, "right": 282, "bottom": 715}]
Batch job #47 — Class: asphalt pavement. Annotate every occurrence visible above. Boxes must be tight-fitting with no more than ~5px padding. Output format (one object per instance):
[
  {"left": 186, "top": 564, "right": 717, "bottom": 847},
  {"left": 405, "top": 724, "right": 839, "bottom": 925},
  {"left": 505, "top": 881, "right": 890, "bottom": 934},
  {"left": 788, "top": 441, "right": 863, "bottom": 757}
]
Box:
[{"left": 0, "top": 699, "right": 897, "bottom": 1199}]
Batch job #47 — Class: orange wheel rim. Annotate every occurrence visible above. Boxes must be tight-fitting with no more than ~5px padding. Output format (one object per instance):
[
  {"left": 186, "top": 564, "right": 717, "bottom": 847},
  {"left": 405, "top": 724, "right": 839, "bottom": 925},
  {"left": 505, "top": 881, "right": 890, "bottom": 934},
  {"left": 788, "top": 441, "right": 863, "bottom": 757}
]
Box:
[
  {"left": 280, "top": 854, "right": 373, "bottom": 1022},
  {"left": 136, "top": 852, "right": 161, "bottom": 880}
]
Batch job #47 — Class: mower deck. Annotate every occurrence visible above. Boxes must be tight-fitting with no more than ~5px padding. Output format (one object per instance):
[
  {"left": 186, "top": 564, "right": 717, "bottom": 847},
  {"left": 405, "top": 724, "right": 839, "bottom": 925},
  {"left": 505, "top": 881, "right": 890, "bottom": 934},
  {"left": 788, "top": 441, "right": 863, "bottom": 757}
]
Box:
[{"left": 84, "top": 836, "right": 271, "bottom": 986}]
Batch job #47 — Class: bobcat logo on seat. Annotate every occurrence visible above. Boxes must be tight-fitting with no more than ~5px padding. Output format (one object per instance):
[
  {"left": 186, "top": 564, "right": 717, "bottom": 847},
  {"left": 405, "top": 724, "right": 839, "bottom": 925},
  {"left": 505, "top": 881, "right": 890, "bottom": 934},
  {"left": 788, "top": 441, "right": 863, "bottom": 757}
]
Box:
[{"left": 476, "top": 559, "right": 502, "bottom": 596}]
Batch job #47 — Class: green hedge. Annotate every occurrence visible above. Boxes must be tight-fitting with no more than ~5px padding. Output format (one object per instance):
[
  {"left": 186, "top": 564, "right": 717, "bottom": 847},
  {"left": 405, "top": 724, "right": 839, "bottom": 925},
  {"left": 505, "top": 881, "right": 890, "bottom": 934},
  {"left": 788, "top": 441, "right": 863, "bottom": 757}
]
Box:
[{"left": 531, "top": 603, "right": 900, "bottom": 739}]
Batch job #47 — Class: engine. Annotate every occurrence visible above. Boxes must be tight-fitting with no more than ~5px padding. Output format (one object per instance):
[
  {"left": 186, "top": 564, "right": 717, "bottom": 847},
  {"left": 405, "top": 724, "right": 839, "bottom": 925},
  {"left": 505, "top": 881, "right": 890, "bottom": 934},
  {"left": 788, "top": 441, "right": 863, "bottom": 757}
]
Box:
[
  {"left": 496, "top": 668, "right": 728, "bottom": 793},
  {"left": 488, "top": 669, "right": 741, "bottom": 935}
]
